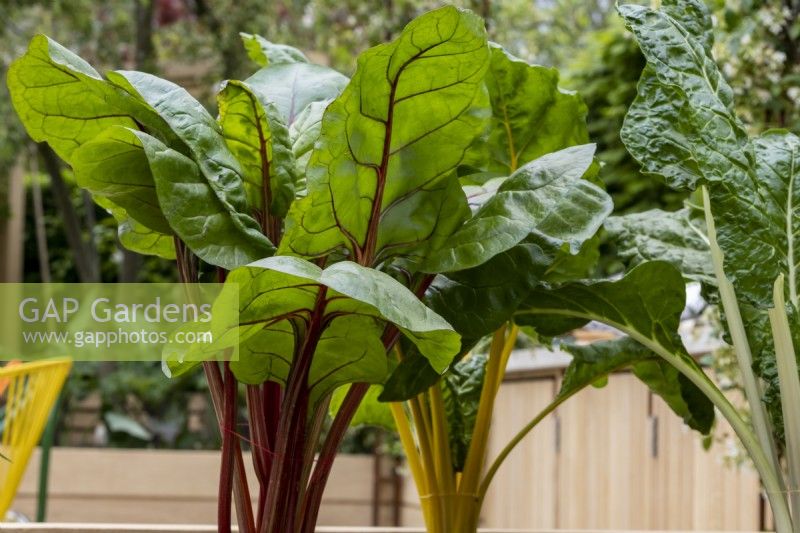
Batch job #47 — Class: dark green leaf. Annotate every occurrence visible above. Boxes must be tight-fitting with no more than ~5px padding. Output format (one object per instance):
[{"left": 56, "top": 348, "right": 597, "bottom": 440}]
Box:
[
  {"left": 561, "top": 338, "right": 713, "bottom": 433},
  {"left": 135, "top": 131, "right": 274, "bottom": 268},
  {"left": 72, "top": 126, "right": 171, "bottom": 234},
  {"left": 605, "top": 208, "right": 713, "bottom": 284},
  {"left": 442, "top": 353, "right": 487, "bottom": 471}
]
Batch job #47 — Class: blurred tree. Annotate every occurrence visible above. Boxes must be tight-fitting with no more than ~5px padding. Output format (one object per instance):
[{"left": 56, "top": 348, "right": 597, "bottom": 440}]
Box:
[
  {"left": 564, "top": 19, "right": 684, "bottom": 214},
  {"left": 711, "top": 0, "right": 800, "bottom": 132}
]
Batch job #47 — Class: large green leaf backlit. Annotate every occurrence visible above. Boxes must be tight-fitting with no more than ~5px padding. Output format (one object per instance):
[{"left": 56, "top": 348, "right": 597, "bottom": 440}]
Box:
[
  {"left": 218, "top": 80, "right": 296, "bottom": 219},
  {"left": 6, "top": 35, "right": 169, "bottom": 163},
  {"left": 280, "top": 6, "right": 489, "bottom": 265},
  {"left": 466, "top": 43, "right": 588, "bottom": 175}
]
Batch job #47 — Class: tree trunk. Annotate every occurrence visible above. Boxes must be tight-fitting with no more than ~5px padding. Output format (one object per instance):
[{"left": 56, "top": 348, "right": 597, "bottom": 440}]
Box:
[
  {"left": 0, "top": 156, "right": 26, "bottom": 283},
  {"left": 38, "top": 143, "right": 100, "bottom": 282}
]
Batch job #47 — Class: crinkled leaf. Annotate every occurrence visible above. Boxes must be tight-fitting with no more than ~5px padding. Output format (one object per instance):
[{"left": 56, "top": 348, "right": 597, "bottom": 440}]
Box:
[
  {"left": 748, "top": 131, "right": 800, "bottom": 307},
  {"left": 218, "top": 80, "right": 296, "bottom": 218},
  {"left": 442, "top": 353, "right": 487, "bottom": 471},
  {"left": 619, "top": 2, "right": 799, "bottom": 304},
  {"left": 72, "top": 126, "right": 171, "bottom": 234},
  {"left": 134, "top": 131, "right": 274, "bottom": 268},
  {"left": 240, "top": 32, "right": 309, "bottom": 67},
  {"left": 515, "top": 261, "right": 715, "bottom": 433},
  {"left": 466, "top": 43, "right": 588, "bottom": 174},
  {"left": 193, "top": 257, "right": 460, "bottom": 404},
  {"left": 280, "top": 6, "right": 489, "bottom": 265},
  {"left": 6, "top": 35, "right": 170, "bottom": 164},
  {"left": 423, "top": 144, "right": 612, "bottom": 273},
  {"left": 561, "top": 337, "right": 713, "bottom": 433},
  {"left": 619, "top": 2, "right": 750, "bottom": 192},
  {"left": 659, "top": 0, "right": 714, "bottom": 53},
  {"left": 620, "top": 1, "right": 800, "bottom": 440},
  {"left": 245, "top": 64, "right": 348, "bottom": 125},
  {"left": 605, "top": 208, "right": 713, "bottom": 284}
]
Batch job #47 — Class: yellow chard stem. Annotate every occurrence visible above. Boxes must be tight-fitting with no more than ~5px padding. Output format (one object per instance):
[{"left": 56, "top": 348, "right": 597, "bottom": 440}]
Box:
[
  {"left": 429, "top": 381, "right": 456, "bottom": 528},
  {"left": 768, "top": 275, "right": 800, "bottom": 533},
  {"left": 389, "top": 402, "right": 435, "bottom": 528},
  {"left": 409, "top": 396, "right": 444, "bottom": 532},
  {"left": 455, "top": 324, "right": 510, "bottom": 530}
]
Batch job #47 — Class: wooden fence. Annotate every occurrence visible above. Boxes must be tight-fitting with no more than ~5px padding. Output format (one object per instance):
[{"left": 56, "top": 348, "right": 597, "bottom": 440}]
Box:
[
  {"left": 12, "top": 449, "right": 383, "bottom": 526},
  {"left": 475, "top": 372, "right": 762, "bottom": 529}
]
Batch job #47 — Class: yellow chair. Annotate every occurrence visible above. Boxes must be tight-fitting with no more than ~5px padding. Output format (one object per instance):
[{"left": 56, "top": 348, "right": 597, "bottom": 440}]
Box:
[{"left": 0, "top": 358, "right": 71, "bottom": 518}]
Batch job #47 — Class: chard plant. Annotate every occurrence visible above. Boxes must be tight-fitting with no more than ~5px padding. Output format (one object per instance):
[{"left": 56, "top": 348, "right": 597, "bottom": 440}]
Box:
[
  {"left": 347, "top": 36, "right": 716, "bottom": 533},
  {"left": 596, "top": 0, "right": 800, "bottom": 530}
]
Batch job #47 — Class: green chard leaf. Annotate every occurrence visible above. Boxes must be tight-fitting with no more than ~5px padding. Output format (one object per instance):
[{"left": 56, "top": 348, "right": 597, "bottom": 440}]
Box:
[
  {"left": 620, "top": 0, "right": 800, "bottom": 440},
  {"left": 561, "top": 337, "right": 713, "bottom": 433},
  {"left": 514, "top": 261, "right": 714, "bottom": 433},
  {"left": 132, "top": 130, "right": 273, "bottom": 268},
  {"left": 240, "top": 33, "right": 309, "bottom": 67},
  {"left": 190, "top": 257, "right": 460, "bottom": 405},
  {"left": 218, "top": 79, "right": 296, "bottom": 219},
  {"left": 72, "top": 126, "right": 171, "bottom": 235},
  {"left": 279, "top": 6, "right": 489, "bottom": 266},
  {"left": 289, "top": 100, "right": 331, "bottom": 192},
  {"left": 107, "top": 71, "right": 274, "bottom": 268},
  {"left": 605, "top": 208, "right": 713, "bottom": 284},
  {"left": 245, "top": 64, "right": 348, "bottom": 126},
  {"left": 515, "top": 261, "right": 686, "bottom": 348},
  {"left": 466, "top": 43, "right": 589, "bottom": 175},
  {"left": 6, "top": 34, "right": 170, "bottom": 164},
  {"left": 619, "top": 2, "right": 751, "bottom": 192},
  {"left": 422, "top": 144, "right": 612, "bottom": 273},
  {"left": 94, "top": 197, "right": 175, "bottom": 260},
  {"left": 380, "top": 243, "right": 555, "bottom": 402}
]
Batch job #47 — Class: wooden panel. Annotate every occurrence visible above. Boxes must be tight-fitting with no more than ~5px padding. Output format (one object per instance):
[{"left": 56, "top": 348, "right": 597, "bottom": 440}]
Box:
[
  {"left": 556, "top": 373, "right": 651, "bottom": 528},
  {"left": 12, "top": 448, "right": 376, "bottom": 526},
  {"left": 650, "top": 395, "right": 762, "bottom": 530},
  {"left": 481, "top": 377, "right": 558, "bottom": 528}
]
